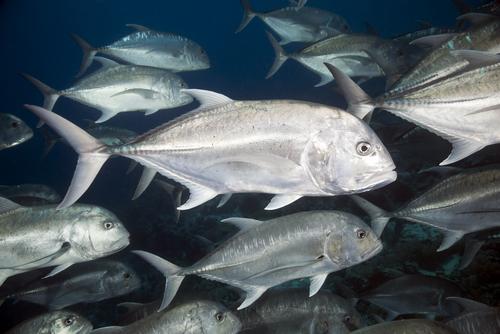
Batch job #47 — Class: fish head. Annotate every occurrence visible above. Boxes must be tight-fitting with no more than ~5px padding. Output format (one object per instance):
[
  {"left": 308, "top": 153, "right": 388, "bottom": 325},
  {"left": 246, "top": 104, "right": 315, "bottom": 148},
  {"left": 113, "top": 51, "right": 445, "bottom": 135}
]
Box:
[
  {"left": 190, "top": 301, "right": 242, "bottom": 334},
  {"left": 187, "top": 42, "right": 210, "bottom": 70},
  {"left": 43, "top": 311, "right": 92, "bottom": 334},
  {"left": 325, "top": 213, "right": 382, "bottom": 266},
  {"left": 305, "top": 115, "right": 396, "bottom": 194},
  {"left": 103, "top": 261, "right": 142, "bottom": 295},
  {"left": 0, "top": 113, "right": 33, "bottom": 150},
  {"left": 70, "top": 206, "right": 130, "bottom": 259}
]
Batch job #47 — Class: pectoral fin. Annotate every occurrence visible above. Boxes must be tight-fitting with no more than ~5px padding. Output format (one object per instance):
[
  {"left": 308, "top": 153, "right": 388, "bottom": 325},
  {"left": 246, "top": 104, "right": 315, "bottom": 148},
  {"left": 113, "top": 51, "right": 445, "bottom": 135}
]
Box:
[
  {"left": 43, "top": 263, "right": 73, "bottom": 279},
  {"left": 111, "top": 89, "right": 161, "bottom": 100},
  {"left": 309, "top": 273, "right": 328, "bottom": 297},
  {"left": 5, "top": 242, "right": 71, "bottom": 270}
]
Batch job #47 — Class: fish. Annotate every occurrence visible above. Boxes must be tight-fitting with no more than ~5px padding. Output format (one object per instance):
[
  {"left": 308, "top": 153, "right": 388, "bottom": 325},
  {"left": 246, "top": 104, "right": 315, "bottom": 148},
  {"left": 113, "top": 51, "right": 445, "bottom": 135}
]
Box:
[
  {"left": 73, "top": 24, "right": 210, "bottom": 77},
  {"left": 5, "top": 310, "right": 92, "bottom": 334},
  {"left": 0, "top": 196, "right": 130, "bottom": 286},
  {"left": 392, "top": 14, "right": 500, "bottom": 92},
  {"left": 355, "top": 274, "right": 462, "bottom": 320},
  {"left": 267, "top": 32, "right": 421, "bottom": 87},
  {"left": 91, "top": 300, "right": 241, "bottom": 334},
  {"left": 133, "top": 210, "right": 382, "bottom": 311},
  {"left": 352, "top": 168, "right": 500, "bottom": 251},
  {"left": 0, "top": 113, "right": 33, "bottom": 151},
  {"left": 458, "top": 228, "right": 500, "bottom": 269},
  {"left": 23, "top": 57, "right": 193, "bottom": 123},
  {"left": 350, "top": 319, "right": 457, "bottom": 334},
  {"left": 3, "top": 260, "right": 141, "bottom": 310},
  {"left": 237, "top": 288, "right": 362, "bottom": 334},
  {"left": 445, "top": 297, "right": 500, "bottom": 334},
  {"left": 0, "top": 184, "right": 61, "bottom": 205},
  {"left": 24, "top": 88, "right": 396, "bottom": 211},
  {"left": 327, "top": 50, "right": 500, "bottom": 166},
  {"left": 236, "top": 0, "right": 350, "bottom": 45}
]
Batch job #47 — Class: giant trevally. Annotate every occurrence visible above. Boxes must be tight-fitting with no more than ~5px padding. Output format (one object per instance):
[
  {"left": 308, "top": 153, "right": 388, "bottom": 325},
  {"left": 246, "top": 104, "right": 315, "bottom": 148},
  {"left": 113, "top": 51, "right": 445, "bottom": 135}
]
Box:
[
  {"left": 445, "top": 297, "right": 500, "bottom": 334},
  {"left": 350, "top": 319, "right": 457, "bottom": 334},
  {"left": 327, "top": 50, "right": 500, "bottom": 165},
  {"left": 0, "top": 197, "right": 130, "bottom": 286},
  {"left": 352, "top": 168, "right": 500, "bottom": 251},
  {"left": 73, "top": 24, "right": 210, "bottom": 77},
  {"left": 237, "top": 288, "right": 362, "bottom": 334},
  {"left": 24, "top": 89, "right": 396, "bottom": 211},
  {"left": 0, "top": 184, "right": 61, "bottom": 205},
  {"left": 355, "top": 274, "right": 462, "bottom": 320},
  {"left": 91, "top": 301, "right": 241, "bottom": 334},
  {"left": 391, "top": 14, "right": 500, "bottom": 92},
  {"left": 133, "top": 211, "right": 382, "bottom": 310},
  {"left": 6, "top": 310, "right": 92, "bottom": 334},
  {"left": 3, "top": 260, "right": 141, "bottom": 310},
  {"left": 236, "top": 0, "right": 350, "bottom": 45},
  {"left": 0, "top": 113, "right": 33, "bottom": 151},
  {"left": 23, "top": 57, "right": 193, "bottom": 123},
  {"left": 267, "top": 32, "right": 421, "bottom": 87}
]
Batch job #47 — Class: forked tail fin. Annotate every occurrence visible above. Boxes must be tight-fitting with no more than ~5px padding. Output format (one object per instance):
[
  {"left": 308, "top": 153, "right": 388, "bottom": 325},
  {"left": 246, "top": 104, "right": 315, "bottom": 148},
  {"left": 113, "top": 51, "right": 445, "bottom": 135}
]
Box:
[
  {"left": 236, "top": 0, "right": 257, "bottom": 33},
  {"left": 24, "top": 105, "right": 109, "bottom": 209},
  {"left": 71, "top": 33, "right": 97, "bottom": 78}
]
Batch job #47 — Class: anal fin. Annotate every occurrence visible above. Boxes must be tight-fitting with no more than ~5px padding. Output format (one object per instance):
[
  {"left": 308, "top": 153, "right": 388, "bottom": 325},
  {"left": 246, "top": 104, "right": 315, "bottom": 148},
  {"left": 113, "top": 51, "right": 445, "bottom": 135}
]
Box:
[
  {"left": 177, "top": 182, "right": 218, "bottom": 211},
  {"left": 238, "top": 286, "right": 267, "bottom": 310},
  {"left": 265, "top": 194, "right": 302, "bottom": 210},
  {"left": 437, "top": 230, "right": 465, "bottom": 252},
  {"left": 309, "top": 273, "right": 328, "bottom": 297},
  {"left": 440, "top": 138, "right": 485, "bottom": 166}
]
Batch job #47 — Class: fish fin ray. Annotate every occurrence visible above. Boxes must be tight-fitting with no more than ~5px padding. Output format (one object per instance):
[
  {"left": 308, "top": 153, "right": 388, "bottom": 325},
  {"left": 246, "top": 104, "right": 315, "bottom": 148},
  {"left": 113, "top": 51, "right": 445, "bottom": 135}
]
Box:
[
  {"left": 238, "top": 286, "right": 267, "bottom": 310},
  {"left": 265, "top": 194, "right": 302, "bottom": 210},
  {"left": 309, "top": 273, "right": 328, "bottom": 297},
  {"left": 132, "top": 167, "right": 157, "bottom": 200},
  {"left": 266, "top": 32, "right": 288, "bottom": 79},
  {"left": 217, "top": 194, "right": 232, "bottom": 208},
  {"left": 437, "top": 230, "right": 465, "bottom": 252},
  {"left": 43, "top": 263, "right": 73, "bottom": 279},
  {"left": 181, "top": 89, "right": 233, "bottom": 109}
]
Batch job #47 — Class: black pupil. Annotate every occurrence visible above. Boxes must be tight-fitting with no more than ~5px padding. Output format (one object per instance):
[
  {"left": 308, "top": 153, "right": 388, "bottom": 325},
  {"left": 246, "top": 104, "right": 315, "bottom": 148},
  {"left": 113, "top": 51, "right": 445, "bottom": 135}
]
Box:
[
  {"left": 358, "top": 230, "right": 366, "bottom": 238},
  {"left": 361, "top": 145, "right": 368, "bottom": 151},
  {"left": 105, "top": 222, "right": 112, "bottom": 229},
  {"left": 216, "top": 313, "right": 223, "bottom": 321},
  {"left": 11, "top": 122, "right": 19, "bottom": 128},
  {"left": 65, "top": 318, "right": 73, "bottom": 325},
  {"left": 124, "top": 273, "right": 130, "bottom": 279}
]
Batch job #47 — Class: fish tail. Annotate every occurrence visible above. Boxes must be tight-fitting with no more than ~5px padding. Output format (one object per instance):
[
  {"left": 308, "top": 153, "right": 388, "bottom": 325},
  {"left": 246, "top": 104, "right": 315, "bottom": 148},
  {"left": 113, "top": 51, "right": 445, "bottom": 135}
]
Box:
[
  {"left": 23, "top": 105, "right": 110, "bottom": 209},
  {"left": 236, "top": 0, "right": 256, "bottom": 33},
  {"left": 324, "top": 63, "right": 376, "bottom": 120},
  {"left": 21, "top": 73, "right": 60, "bottom": 127},
  {"left": 351, "top": 195, "right": 391, "bottom": 237},
  {"left": 40, "top": 126, "right": 59, "bottom": 159},
  {"left": 71, "top": 33, "right": 97, "bottom": 78},
  {"left": 265, "top": 32, "right": 288, "bottom": 79},
  {"left": 132, "top": 250, "right": 184, "bottom": 312}
]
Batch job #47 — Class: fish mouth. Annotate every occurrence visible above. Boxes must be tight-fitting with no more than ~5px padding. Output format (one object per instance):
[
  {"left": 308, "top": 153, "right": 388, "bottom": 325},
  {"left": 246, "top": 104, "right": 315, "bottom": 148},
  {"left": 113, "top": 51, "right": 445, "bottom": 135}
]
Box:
[
  {"left": 359, "top": 168, "right": 397, "bottom": 190},
  {"left": 101, "top": 237, "right": 130, "bottom": 256},
  {"left": 362, "top": 243, "right": 383, "bottom": 259}
]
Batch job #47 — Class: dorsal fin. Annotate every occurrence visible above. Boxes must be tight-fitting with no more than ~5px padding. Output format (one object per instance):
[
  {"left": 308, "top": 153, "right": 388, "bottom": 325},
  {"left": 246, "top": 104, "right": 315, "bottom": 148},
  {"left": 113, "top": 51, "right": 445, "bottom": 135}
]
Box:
[
  {"left": 0, "top": 197, "right": 22, "bottom": 214},
  {"left": 456, "top": 13, "right": 498, "bottom": 26},
  {"left": 221, "top": 217, "right": 263, "bottom": 233},
  {"left": 181, "top": 89, "right": 233, "bottom": 110},
  {"left": 93, "top": 56, "right": 120, "bottom": 68},
  {"left": 125, "top": 24, "right": 152, "bottom": 32}
]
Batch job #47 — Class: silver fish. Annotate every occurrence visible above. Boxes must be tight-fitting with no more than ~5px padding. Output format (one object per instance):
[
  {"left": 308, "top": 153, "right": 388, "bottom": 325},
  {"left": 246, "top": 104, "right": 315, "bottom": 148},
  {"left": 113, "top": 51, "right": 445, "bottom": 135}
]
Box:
[
  {"left": 352, "top": 168, "right": 500, "bottom": 251},
  {"left": 133, "top": 210, "right": 382, "bottom": 310},
  {"left": 91, "top": 301, "right": 241, "bottom": 334},
  {"left": 445, "top": 297, "right": 500, "bottom": 334},
  {"left": 0, "top": 113, "right": 33, "bottom": 151},
  {"left": 5, "top": 260, "right": 141, "bottom": 310},
  {"left": 237, "top": 288, "right": 362, "bottom": 334},
  {"left": 23, "top": 57, "right": 193, "bottom": 123},
  {"left": 237, "top": 0, "right": 350, "bottom": 45},
  {"left": 25, "top": 89, "right": 396, "bottom": 211},
  {"left": 392, "top": 14, "right": 500, "bottom": 92},
  {"left": 327, "top": 50, "right": 500, "bottom": 165},
  {"left": 6, "top": 310, "right": 92, "bottom": 334},
  {"left": 73, "top": 24, "right": 209, "bottom": 77},
  {"left": 0, "top": 184, "right": 61, "bottom": 205},
  {"left": 350, "top": 319, "right": 457, "bottom": 334},
  {"left": 267, "top": 33, "right": 418, "bottom": 87},
  {"left": 357, "top": 275, "right": 462, "bottom": 320},
  {"left": 0, "top": 197, "right": 130, "bottom": 286}
]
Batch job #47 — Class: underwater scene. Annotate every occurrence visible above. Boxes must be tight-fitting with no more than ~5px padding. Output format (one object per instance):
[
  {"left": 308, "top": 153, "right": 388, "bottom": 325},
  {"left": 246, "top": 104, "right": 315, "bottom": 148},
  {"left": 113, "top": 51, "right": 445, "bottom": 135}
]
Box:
[{"left": 0, "top": 0, "right": 499, "bottom": 333}]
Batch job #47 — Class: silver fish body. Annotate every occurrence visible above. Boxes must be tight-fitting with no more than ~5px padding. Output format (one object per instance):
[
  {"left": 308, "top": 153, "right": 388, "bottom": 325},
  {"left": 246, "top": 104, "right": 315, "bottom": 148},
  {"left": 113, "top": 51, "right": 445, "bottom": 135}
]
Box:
[
  {"left": 73, "top": 25, "right": 209, "bottom": 76},
  {"left": 237, "top": 0, "right": 350, "bottom": 44},
  {"left": 0, "top": 184, "right": 61, "bottom": 204},
  {"left": 354, "top": 168, "right": 500, "bottom": 251},
  {"left": 25, "top": 90, "right": 396, "bottom": 211},
  {"left": 351, "top": 319, "right": 457, "bottom": 334},
  {"left": 93, "top": 301, "right": 241, "bottom": 334},
  {"left": 0, "top": 113, "right": 33, "bottom": 151},
  {"left": 237, "top": 288, "right": 362, "bottom": 334},
  {"left": 5, "top": 310, "right": 92, "bottom": 334},
  {"left": 8, "top": 260, "right": 141, "bottom": 309},
  {"left": 0, "top": 198, "right": 130, "bottom": 286},
  {"left": 24, "top": 61, "right": 193, "bottom": 123},
  {"left": 134, "top": 210, "right": 382, "bottom": 310},
  {"left": 359, "top": 275, "right": 462, "bottom": 319},
  {"left": 445, "top": 297, "right": 500, "bottom": 334}
]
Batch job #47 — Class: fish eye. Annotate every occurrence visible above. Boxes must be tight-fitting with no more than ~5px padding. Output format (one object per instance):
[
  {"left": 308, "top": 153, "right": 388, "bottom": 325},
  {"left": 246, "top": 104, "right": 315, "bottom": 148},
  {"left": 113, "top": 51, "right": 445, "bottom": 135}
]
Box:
[
  {"left": 103, "top": 221, "right": 115, "bottom": 230},
  {"left": 63, "top": 316, "right": 75, "bottom": 326},
  {"left": 123, "top": 272, "right": 131, "bottom": 279},
  {"left": 343, "top": 315, "right": 352, "bottom": 323},
  {"left": 11, "top": 121, "right": 19, "bottom": 128},
  {"left": 214, "top": 312, "right": 225, "bottom": 322},
  {"left": 356, "top": 142, "right": 372, "bottom": 155},
  {"left": 356, "top": 229, "right": 367, "bottom": 239}
]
